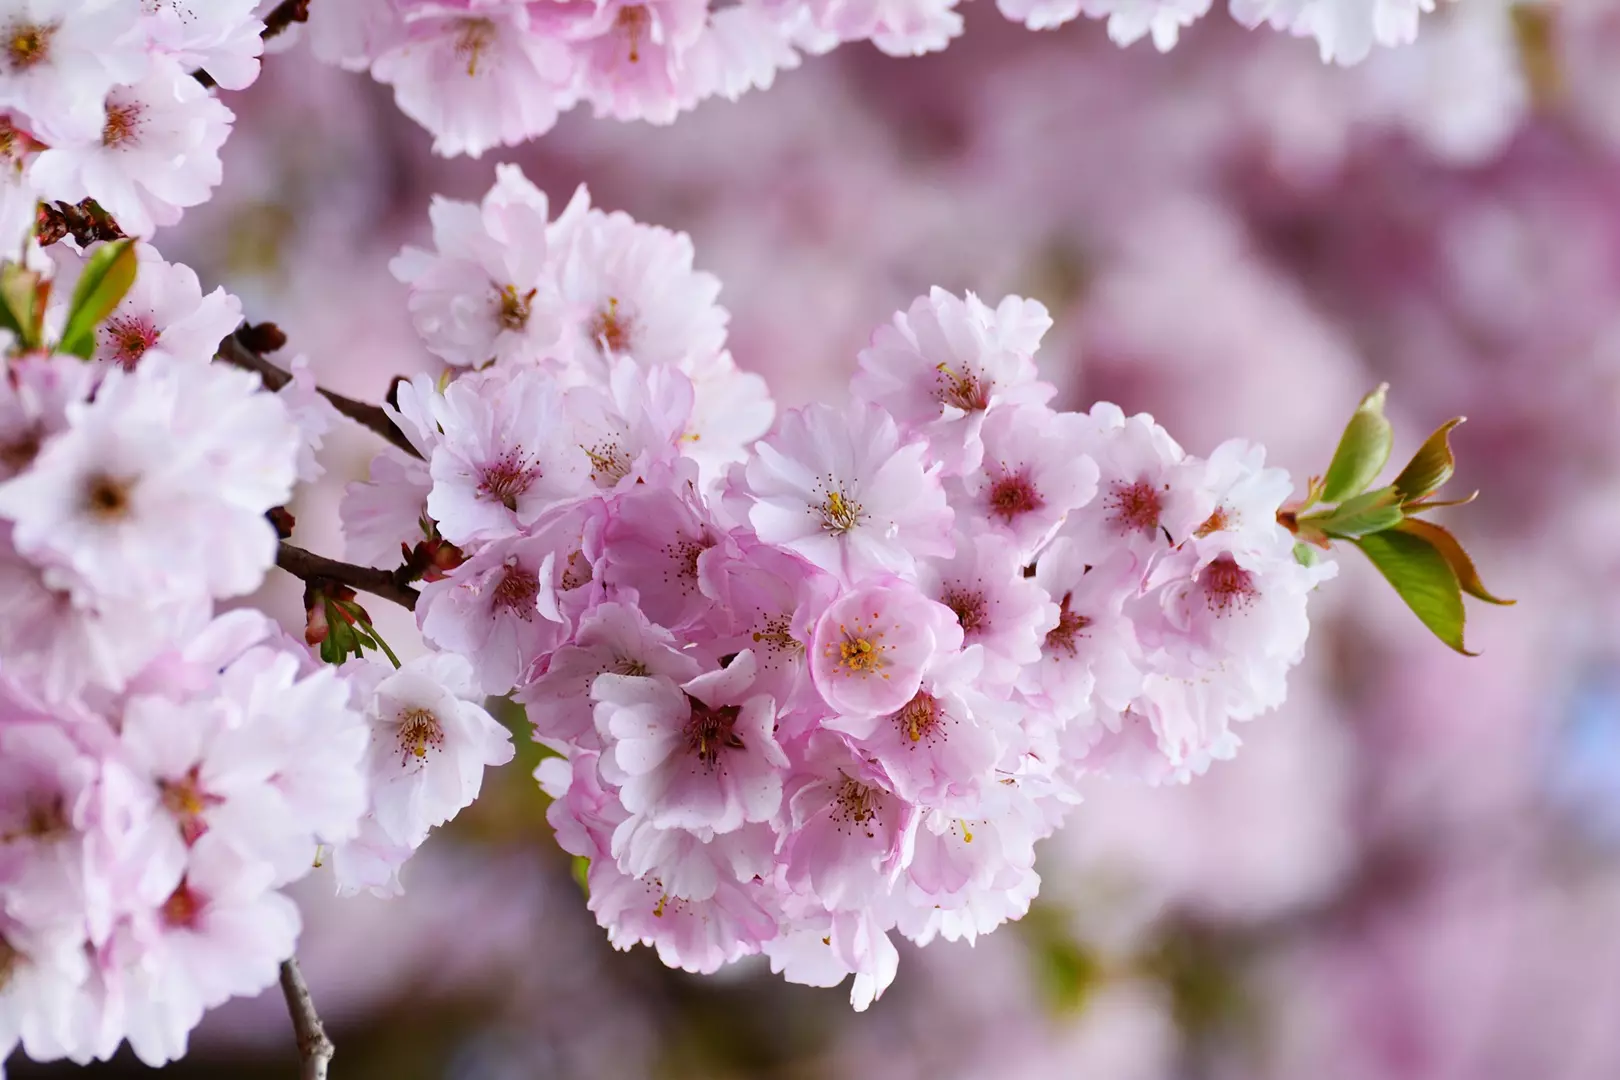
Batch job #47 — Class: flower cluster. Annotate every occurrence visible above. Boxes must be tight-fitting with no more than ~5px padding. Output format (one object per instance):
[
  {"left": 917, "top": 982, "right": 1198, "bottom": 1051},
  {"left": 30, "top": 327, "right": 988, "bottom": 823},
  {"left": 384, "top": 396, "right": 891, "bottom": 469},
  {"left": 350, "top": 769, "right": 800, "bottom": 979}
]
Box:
[
  {"left": 0, "top": 0, "right": 263, "bottom": 243},
  {"left": 361, "top": 166, "right": 1334, "bottom": 1006},
  {"left": 307, "top": 0, "right": 1434, "bottom": 158},
  {"left": 0, "top": 235, "right": 513, "bottom": 1068}
]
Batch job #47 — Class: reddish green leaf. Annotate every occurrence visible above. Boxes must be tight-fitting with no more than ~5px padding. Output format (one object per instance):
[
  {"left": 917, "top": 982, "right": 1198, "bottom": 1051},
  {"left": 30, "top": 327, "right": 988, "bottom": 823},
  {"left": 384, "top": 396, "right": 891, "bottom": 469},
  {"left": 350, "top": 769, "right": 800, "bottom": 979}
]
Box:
[
  {"left": 1354, "top": 527, "right": 1475, "bottom": 656},
  {"left": 1396, "top": 518, "right": 1514, "bottom": 606},
  {"left": 1393, "top": 417, "right": 1464, "bottom": 504}
]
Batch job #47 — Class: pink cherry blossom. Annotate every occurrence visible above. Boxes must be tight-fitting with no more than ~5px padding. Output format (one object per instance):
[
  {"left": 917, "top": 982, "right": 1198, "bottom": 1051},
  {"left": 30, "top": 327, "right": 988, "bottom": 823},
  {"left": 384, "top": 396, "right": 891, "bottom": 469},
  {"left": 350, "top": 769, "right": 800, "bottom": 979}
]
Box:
[
  {"left": 853, "top": 287, "right": 1054, "bottom": 475},
  {"left": 517, "top": 600, "right": 703, "bottom": 753},
  {"left": 425, "top": 364, "right": 591, "bottom": 546},
  {"left": 744, "top": 402, "right": 953, "bottom": 583},
  {"left": 369, "top": 4, "right": 573, "bottom": 158},
  {"left": 916, "top": 530, "right": 1058, "bottom": 691},
  {"left": 951, "top": 403, "right": 1099, "bottom": 560},
  {"left": 353, "top": 652, "right": 515, "bottom": 848},
  {"left": 809, "top": 579, "right": 962, "bottom": 718},
  {"left": 29, "top": 55, "right": 233, "bottom": 238},
  {"left": 595, "top": 650, "right": 787, "bottom": 834},
  {"left": 390, "top": 163, "right": 563, "bottom": 367}
]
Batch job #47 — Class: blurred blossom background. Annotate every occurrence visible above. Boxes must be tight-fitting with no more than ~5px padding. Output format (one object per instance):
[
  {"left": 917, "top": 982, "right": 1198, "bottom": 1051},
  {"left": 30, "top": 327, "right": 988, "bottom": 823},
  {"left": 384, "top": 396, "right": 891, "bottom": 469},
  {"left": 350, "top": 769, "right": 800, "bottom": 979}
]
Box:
[{"left": 25, "top": 1, "right": 1620, "bottom": 1075}]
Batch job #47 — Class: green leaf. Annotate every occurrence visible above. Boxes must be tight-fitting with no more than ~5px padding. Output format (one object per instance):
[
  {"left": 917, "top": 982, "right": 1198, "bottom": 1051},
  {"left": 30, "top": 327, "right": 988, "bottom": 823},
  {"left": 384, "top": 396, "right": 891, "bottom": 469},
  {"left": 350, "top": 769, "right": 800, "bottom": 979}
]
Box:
[
  {"left": 1395, "top": 518, "right": 1514, "bottom": 606},
  {"left": 571, "top": 855, "right": 591, "bottom": 894},
  {"left": 1320, "top": 384, "right": 1393, "bottom": 504},
  {"left": 1309, "top": 485, "right": 1404, "bottom": 540},
  {"left": 1292, "top": 543, "right": 1320, "bottom": 567},
  {"left": 1392, "top": 417, "right": 1464, "bottom": 503},
  {"left": 58, "top": 239, "right": 137, "bottom": 359},
  {"left": 1354, "top": 528, "right": 1475, "bottom": 655},
  {"left": 0, "top": 263, "right": 47, "bottom": 351}
]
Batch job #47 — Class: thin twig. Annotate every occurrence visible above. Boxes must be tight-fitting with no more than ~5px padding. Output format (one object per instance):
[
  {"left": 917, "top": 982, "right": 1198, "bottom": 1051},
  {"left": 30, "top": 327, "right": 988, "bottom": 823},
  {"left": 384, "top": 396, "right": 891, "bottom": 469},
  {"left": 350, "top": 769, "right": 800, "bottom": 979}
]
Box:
[
  {"left": 279, "top": 958, "right": 335, "bottom": 1080},
  {"left": 277, "top": 541, "right": 419, "bottom": 612},
  {"left": 215, "top": 332, "right": 423, "bottom": 460}
]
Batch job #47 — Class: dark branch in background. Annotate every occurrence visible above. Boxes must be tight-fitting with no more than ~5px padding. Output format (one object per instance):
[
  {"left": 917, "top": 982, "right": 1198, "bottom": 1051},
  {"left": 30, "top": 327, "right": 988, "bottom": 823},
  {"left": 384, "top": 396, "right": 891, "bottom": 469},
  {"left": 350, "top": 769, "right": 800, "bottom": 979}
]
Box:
[
  {"left": 279, "top": 958, "right": 335, "bottom": 1080},
  {"left": 216, "top": 328, "right": 423, "bottom": 459},
  {"left": 277, "top": 541, "right": 419, "bottom": 611},
  {"left": 194, "top": 0, "right": 313, "bottom": 87}
]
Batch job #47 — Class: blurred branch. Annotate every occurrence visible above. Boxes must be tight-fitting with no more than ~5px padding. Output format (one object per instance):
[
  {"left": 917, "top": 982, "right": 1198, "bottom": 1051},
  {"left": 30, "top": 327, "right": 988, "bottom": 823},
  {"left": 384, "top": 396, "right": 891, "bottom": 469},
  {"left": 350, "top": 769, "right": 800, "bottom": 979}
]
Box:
[
  {"left": 216, "top": 329, "right": 423, "bottom": 459},
  {"left": 263, "top": 0, "right": 314, "bottom": 41},
  {"left": 279, "top": 958, "right": 335, "bottom": 1080},
  {"left": 277, "top": 541, "right": 420, "bottom": 612}
]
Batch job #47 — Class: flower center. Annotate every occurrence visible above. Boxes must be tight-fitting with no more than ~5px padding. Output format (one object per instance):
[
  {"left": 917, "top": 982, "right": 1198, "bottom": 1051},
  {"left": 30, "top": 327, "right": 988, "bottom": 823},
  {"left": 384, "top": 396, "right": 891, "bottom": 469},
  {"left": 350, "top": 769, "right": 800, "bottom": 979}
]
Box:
[
  {"left": 896, "top": 691, "right": 940, "bottom": 744},
  {"left": 1044, "top": 592, "right": 1090, "bottom": 657},
  {"left": 934, "top": 362, "right": 989, "bottom": 412},
  {"left": 1202, "top": 555, "right": 1258, "bottom": 615},
  {"left": 492, "top": 560, "right": 539, "bottom": 621},
  {"left": 587, "top": 296, "right": 633, "bottom": 354},
  {"left": 827, "top": 614, "right": 890, "bottom": 678},
  {"left": 615, "top": 6, "right": 651, "bottom": 63},
  {"left": 560, "top": 548, "right": 593, "bottom": 591},
  {"left": 583, "top": 441, "right": 631, "bottom": 486},
  {"left": 831, "top": 775, "right": 880, "bottom": 838},
  {"left": 496, "top": 284, "right": 536, "bottom": 331},
  {"left": 987, "top": 472, "right": 1044, "bottom": 524},
  {"left": 685, "top": 697, "right": 743, "bottom": 767},
  {"left": 668, "top": 536, "right": 708, "bottom": 581},
  {"left": 84, "top": 473, "right": 133, "bottom": 520},
  {"left": 817, "top": 487, "right": 864, "bottom": 534},
  {"left": 161, "top": 880, "right": 203, "bottom": 930},
  {"left": 102, "top": 101, "right": 142, "bottom": 148},
  {"left": 941, "top": 587, "right": 987, "bottom": 635},
  {"left": 1106, "top": 478, "right": 1164, "bottom": 536},
  {"left": 454, "top": 17, "right": 496, "bottom": 76},
  {"left": 159, "top": 766, "right": 223, "bottom": 847},
  {"left": 5, "top": 22, "right": 54, "bottom": 70},
  {"left": 102, "top": 315, "right": 159, "bottom": 369},
  {"left": 613, "top": 656, "right": 649, "bottom": 676},
  {"left": 476, "top": 449, "right": 540, "bottom": 510},
  {"left": 751, "top": 615, "right": 800, "bottom": 655},
  {"left": 397, "top": 707, "right": 445, "bottom": 764},
  {"left": 1195, "top": 506, "right": 1233, "bottom": 537}
]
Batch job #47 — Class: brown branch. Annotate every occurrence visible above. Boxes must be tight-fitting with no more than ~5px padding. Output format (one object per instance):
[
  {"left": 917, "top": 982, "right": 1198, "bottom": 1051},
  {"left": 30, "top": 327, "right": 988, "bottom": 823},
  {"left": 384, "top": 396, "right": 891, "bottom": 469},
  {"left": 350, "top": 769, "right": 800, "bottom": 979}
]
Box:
[
  {"left": 277, "top": 541, "right": 419, "bottom": 612},
  {"left": 280, "top": 958, "right": 334, "bottom": 1080},
  {"left": 263, "top": 0, "right": 314, "bottom": 41},
  {"left": 216, "top": 331, "right": 423, "bottom": 460}
]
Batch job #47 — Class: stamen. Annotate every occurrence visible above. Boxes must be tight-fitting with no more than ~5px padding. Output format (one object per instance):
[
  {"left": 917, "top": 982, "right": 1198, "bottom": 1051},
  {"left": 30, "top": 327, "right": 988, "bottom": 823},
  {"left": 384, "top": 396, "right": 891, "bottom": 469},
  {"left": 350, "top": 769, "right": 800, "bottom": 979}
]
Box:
[
  {"left": 587, "top": 296, "right": 633, "bottom": 354},
  {"left": 752, "top": 616, "right": 800, "bottom": 655},
  {"left": 934, "top": 362, "right": 989, "bottom": 412},
  {"left": 817, "top": 484, "right": 864, "bottom": 534},
  {"left": 453, "top": 17, "right": 496, "bottom": 76},
  {"left": 831, "top": 775, "right": 880, "bottom": 839},
  {"left": 1105, "top": 478, "right": 1164, "bottom": 536},
  {"left": 896, "top": 691, "right": 940, "bottom": 744},
  {"left": 941, "top": 587, "right": 987, "bottom": 635},
  {"left": 6, "top": 22, "right": 55, "bottom": 70},
  {"left": 1044, "top": 592, "right": 1091, "bottom": 657},
  {"left": 614, "top": 6, "right": 651, "bottom": 63},
  {"left": 1202, "top": 555, "right": 1258, "bottom": 615},
  {"left": 102, "top": 101, "right": 142, "bottom": 148},
  {"left": 161, "top": 881, "right": 202, "bottom": 930},
  {"left": 825, "top": 613, "right": 891, "bottom": 678},
  {"left": 1195, "top": 506, "right": 1234, "bottom": 537},
  {"left": 496, "top": 284, "right": 536, "bottom": 331},
  {"left": 397, "top": 707, "right": 445, "bottom": 764},
  {"left": 102, "top": 315, "right": 160, "bottom": 370},
  {"left": 476, "top": 449, "right": 540, "bottom": 510},
  {"left": 685, "top": 697, "right": 744, "bottom": 768},
  {"left": 491, "top": 560, "right": 539, "bottom": 621},
  {"left": 987, "top": 471, "right": 1044, "bottom": 524},
  {"left": 583, "top": 441, "right": 631, "bottom": 486},
  {"left": 159, "top": 766, "right": 223, "bottom": 847}
]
